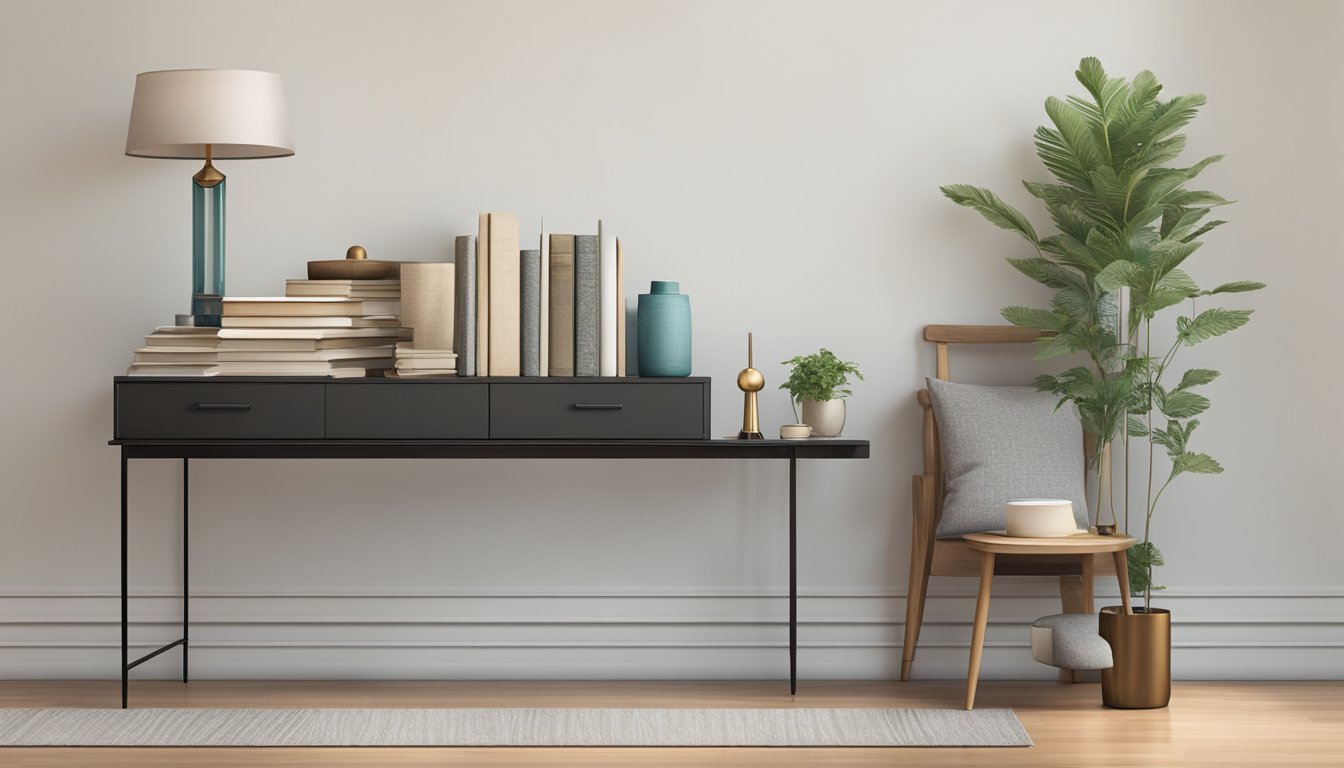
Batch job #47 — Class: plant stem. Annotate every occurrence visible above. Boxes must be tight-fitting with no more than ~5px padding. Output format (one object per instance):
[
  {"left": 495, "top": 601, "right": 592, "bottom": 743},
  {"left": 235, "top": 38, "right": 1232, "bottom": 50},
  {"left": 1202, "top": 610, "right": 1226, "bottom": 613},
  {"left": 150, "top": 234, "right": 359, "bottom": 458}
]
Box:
[{"left": 1144, "top": 316, "right": 1155, "bottom": 609}]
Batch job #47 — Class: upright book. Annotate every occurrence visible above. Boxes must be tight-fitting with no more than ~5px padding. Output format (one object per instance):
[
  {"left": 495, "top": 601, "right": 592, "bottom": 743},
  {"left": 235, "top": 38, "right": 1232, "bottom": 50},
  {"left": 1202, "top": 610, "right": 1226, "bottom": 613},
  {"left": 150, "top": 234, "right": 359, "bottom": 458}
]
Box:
[
  {"left": 616, "top": 238, "right": 626, "bottom": 377},
  {"left": 520, "top": 248, "right": 542, "bottom": 376},
  {"left": 573, "top": 234, "right": 600, "bottom": 377},
  {"left": 486, "top": 212, "right": 521, "bottom": 376},
  {"left": 454, "top": 235, "right": 477, "bottom": 376},
  {"left": 476, "top": 214, "right": 490, "bottom": 376},
  {"left": 548, "top": 234, "right": 576, "bottom": 376},
  {"left": 598, "top": 220, "right": 618, "bottom": 376},
  {"left": 538, "top": 219, "right": 550, "bottom": 377}
]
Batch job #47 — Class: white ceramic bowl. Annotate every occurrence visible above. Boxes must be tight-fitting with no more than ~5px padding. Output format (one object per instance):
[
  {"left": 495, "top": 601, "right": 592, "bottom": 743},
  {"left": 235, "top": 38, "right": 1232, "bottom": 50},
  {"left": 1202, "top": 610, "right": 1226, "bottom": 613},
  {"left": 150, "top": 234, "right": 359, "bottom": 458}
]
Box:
[
  {"left": 1005, "top": 499, "right": 1078, "bottom": 537},
  {"left": 779, "top": 423, "right": 812, "bottom": 440}
]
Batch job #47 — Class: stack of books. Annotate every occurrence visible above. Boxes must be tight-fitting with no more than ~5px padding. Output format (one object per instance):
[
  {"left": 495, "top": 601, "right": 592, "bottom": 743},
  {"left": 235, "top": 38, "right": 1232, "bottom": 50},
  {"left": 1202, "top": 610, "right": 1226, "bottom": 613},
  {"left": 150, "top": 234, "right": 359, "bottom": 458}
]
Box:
[
  {"left": 127, "top": 326, "right": 222, "bottom": 376},
  {"left": 455, "top": 214, "right": 627, "bottom": 378},
  {"left": 391, "top": 342, "right": 457, "bottom": 378},
  {"left": 216, "top": 288, "right": 400, "bottom": 377}
]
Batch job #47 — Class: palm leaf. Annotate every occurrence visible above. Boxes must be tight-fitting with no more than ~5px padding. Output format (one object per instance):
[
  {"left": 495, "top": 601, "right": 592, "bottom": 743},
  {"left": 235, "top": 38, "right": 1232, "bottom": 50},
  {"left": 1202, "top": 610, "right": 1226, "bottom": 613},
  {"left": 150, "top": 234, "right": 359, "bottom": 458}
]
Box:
[{"left": 940, "top": 184, "right": 1039, "bottom": 243}]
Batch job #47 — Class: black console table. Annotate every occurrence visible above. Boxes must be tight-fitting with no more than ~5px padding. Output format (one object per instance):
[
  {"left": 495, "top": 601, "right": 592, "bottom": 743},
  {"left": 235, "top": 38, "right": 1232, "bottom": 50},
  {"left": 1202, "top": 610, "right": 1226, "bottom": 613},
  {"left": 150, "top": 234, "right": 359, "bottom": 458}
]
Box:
[{"left": 110, "top": 376, "right": 869, "bottom": 707}]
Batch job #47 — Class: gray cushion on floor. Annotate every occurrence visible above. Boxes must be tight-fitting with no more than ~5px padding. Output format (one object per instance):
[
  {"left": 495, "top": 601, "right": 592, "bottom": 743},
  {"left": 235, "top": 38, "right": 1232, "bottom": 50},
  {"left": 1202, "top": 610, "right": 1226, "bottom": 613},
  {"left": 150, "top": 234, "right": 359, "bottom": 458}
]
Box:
[
  {"left": 1031, "top": 613, "right": 1113, "bottom": 670},
  {"left": 925, "top": 378, "right": 1089, "bottom": 538}
]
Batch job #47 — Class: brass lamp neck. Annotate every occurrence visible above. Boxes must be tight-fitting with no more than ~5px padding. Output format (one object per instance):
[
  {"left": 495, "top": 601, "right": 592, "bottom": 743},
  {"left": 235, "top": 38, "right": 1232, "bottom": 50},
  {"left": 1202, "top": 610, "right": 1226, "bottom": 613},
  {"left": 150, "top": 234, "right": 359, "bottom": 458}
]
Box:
[{"left": 194, "top": 144, "right": 225, "bottom": 188}]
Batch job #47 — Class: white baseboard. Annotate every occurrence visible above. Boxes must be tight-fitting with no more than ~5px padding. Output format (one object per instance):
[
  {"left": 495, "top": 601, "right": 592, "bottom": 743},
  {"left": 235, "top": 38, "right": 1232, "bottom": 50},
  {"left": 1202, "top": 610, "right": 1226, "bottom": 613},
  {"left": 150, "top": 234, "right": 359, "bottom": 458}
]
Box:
[{"left": 2, "top": 587, "right": 1339, "bottom": 680}]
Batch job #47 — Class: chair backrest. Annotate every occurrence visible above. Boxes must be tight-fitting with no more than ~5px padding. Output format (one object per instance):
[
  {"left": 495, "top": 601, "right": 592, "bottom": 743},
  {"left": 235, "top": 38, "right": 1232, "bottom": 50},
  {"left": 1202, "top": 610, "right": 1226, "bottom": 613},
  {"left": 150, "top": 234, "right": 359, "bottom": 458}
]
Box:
[{"left": 918, "top": 324, "right": 1048, "bottom": 530}]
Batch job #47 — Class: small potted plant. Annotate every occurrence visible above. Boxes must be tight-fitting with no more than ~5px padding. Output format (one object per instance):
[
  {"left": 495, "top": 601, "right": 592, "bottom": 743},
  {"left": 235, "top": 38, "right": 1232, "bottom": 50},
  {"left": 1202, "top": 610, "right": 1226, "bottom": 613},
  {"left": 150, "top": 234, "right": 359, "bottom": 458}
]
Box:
[{"left": 779, "top": 349, "right": 863, "bottom": 437}]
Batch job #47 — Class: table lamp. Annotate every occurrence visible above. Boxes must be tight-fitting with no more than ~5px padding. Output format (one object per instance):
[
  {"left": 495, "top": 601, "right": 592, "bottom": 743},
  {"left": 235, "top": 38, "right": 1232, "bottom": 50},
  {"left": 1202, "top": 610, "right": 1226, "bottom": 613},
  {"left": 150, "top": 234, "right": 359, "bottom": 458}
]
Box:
[{"left": 126, "top": 69, "right": 294, "bottom": 327}]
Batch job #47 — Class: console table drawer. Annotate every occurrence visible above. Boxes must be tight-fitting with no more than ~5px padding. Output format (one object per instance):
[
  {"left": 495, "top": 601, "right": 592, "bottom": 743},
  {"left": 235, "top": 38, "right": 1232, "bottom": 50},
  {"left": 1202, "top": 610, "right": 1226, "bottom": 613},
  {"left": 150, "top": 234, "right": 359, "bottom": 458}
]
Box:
[
  {"left": 115, "top": 382, "right": 325, "bottom": 439},
  {"left": 490, "top": 381, "right": 708, "bottom": 439},
  {"left": 327, "top": 382, "right": 488, "bottom": 438}
]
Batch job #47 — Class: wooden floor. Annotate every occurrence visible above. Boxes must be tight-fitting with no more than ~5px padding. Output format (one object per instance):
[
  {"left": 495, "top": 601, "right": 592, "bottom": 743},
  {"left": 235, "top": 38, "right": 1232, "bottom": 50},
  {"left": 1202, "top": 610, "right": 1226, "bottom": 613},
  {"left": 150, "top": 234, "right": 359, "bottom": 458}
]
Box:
[{"left": 0, "top": 680, "right": 1340, "bottom": 767}]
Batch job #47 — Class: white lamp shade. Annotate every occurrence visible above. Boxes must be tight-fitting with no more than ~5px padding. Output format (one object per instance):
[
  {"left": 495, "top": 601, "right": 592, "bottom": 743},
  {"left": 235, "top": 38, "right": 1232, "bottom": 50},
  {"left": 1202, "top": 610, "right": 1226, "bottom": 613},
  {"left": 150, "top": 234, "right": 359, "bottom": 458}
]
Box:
[{"left": 126, "top": 69, "right": 294, "bottom": 159}]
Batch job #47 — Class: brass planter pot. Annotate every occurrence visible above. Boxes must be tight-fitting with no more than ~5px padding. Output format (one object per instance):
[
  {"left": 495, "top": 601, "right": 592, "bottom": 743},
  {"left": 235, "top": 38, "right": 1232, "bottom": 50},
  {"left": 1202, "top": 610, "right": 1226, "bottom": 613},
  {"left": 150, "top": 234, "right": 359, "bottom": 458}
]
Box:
[{"left": 1099, "top": 606, "right": 1171, "bottom": 709}]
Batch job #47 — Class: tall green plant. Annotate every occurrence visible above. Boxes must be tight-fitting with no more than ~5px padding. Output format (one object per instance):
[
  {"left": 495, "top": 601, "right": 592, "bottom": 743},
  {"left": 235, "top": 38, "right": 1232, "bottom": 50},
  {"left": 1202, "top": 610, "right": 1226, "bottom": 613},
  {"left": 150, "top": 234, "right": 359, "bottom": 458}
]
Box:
[{"left": 941, "top": 58, "right": 1262, "bottom": 608}]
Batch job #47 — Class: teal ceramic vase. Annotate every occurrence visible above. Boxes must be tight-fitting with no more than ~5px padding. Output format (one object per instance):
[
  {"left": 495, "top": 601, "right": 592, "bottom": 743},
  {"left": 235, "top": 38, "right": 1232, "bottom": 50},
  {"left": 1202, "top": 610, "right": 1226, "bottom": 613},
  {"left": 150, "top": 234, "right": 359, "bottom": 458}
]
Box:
[{"left": 637, "top": 281, "right": 691, "bottom": 377}]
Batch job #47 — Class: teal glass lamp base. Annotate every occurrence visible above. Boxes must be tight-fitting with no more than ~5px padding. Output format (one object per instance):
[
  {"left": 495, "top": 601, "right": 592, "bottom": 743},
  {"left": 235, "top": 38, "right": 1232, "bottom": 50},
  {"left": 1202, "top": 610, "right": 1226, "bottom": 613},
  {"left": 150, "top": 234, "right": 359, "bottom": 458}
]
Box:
[{"left": 190, "top": 170, "right": 226, "bottom": 327}]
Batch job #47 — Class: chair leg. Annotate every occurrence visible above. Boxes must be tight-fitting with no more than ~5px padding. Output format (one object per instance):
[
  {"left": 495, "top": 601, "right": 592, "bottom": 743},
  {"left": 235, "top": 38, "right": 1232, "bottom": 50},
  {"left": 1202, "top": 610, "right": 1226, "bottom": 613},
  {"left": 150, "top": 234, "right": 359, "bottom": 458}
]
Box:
[
  {"left": 901, "top": 536, "right": 932, "bottom": 681},
  {"left": 902, "top": 477, "right": 934, "bottom": 682}
]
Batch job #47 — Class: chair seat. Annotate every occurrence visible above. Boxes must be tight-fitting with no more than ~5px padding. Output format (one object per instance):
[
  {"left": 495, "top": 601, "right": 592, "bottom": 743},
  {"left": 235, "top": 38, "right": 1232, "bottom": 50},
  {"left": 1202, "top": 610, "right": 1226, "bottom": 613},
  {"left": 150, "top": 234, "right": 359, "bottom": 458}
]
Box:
[{"left": 1030, "top": 613, "right": 1113, "bottom": 670}]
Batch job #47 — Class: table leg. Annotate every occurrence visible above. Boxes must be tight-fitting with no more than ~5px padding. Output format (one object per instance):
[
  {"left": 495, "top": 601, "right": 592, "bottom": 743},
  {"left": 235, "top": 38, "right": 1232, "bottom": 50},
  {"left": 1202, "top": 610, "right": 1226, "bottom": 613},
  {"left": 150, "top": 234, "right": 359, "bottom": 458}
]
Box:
[
  {"left": 120, "top": 448, "right": 129, "bottom": 709},
  {"left": 1081, "top": 554, "right": 1095, "bottom": 614},
  {"left": 1114, "top": 549, "right": 1132, "bottom": 615},
  {"left": 1072, "top": 554, "right": 1097, "bottom": 682},
  {"left": 788, "top": 452, "right": 797, "bottom": 696},
  {"left": 182, "top": 458, "right": 190, "bottom": 684},
  {"left": 965, "top": 551, "right": 994, "bottom": 710}
]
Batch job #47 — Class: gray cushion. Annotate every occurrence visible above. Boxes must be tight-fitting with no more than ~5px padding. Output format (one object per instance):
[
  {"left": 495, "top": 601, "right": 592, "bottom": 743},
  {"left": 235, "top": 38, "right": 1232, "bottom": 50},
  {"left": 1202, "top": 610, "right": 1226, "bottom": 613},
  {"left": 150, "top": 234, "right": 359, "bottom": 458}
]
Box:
[
  {"left": 1030, "top": 613, "right": 1113, "bottom": 669},
  {"left": 926, "top": 378, "right": 1088, "bottom": 538}
]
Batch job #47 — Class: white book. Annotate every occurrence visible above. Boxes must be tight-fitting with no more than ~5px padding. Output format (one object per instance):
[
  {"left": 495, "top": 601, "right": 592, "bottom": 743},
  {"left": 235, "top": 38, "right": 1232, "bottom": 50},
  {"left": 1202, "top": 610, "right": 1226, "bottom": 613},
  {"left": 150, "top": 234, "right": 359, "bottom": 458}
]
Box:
[
  {"left": 217, "top": 346, "right": 394, "bottom": 362},
  {"left": 151, "top": 326, "right": 218, "bottom": 335},
  {"left": 223, "top": 296, "right": 401, "bottom": 317},
  {"left": 539, "top": 217, "right": 550, "bottom": 378},
  {"left": 126, "top": 364, "right": 221, "bottom": 377},
  {"left": 221, "top": 315, "right": 400, "bottom": 329},
  {"left": 145, "top": 333, "right": 220, "bottom": 348},
  {"left": 598, "top": 219, "right": 617, "bottom": 376},
  {"left": 218, "top": 327, "right": 398, "bottom": 340},
  {"left": 133, "top": 347, "right": 219, "bottom": 363},
  {"left": 215, "top": 358, "right": 392, "bottom": 375}
]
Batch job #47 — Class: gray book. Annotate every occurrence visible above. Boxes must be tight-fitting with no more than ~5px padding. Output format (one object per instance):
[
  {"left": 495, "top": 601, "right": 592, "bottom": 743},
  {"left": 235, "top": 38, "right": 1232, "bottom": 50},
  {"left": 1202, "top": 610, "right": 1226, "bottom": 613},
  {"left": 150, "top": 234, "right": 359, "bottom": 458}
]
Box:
[
  {"left": 453, "top": 235, "right": 476, "bottom": 376},
  {"left": 520, "top": 248, "right": 541, "bottom": 376},
  {"left": 573, "top": 235, "right": 600, "bottom": 376}
]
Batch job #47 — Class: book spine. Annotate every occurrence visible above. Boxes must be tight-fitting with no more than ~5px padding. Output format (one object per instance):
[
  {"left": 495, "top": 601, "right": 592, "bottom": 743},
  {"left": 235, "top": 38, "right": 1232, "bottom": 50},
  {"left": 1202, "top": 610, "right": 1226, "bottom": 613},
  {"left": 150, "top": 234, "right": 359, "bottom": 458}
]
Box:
[
  {"left": 548, "top": 235, "right": 576, "bottom": 376},
  {"left": 476, "top": 214, "right": 490, "bottom": 376},
  {"left": 520, "top": 248, "right": 541, "bottom": 376},
  {"left": 598, "top": 220, "right": 617, "bottom": 376},
  {"left": 616, "top": 238, "right": 626, "bottom": 377},
  {"left": 454, "top": 235, "right": 477, "bottom": 376},
  {"left": 573, "top": 234, "right": 600, "bottom": 377},
  {"left": 487, "top": 212, "right": 521, "bottom": 376},
  {"left": 538, "top": 221, "right": 550, "bottom": 377}
]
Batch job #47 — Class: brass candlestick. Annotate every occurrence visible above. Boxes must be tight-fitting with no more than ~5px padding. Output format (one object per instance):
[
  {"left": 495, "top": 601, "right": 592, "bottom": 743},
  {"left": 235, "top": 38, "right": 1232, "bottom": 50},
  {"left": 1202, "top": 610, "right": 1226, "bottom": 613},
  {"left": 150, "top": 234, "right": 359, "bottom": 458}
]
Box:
[{"left": 737, "top": 332, "right": 764, "bottom": 440}]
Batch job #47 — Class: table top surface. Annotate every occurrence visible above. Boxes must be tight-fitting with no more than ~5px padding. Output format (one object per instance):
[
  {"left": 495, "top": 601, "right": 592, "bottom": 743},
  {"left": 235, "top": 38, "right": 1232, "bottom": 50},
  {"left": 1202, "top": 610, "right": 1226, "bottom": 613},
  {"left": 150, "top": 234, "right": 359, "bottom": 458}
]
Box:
[
  {"left": 962, "top": 530, "right": 1136, "bottom": 554},
  {"left": 109, "top": 437, "right": 871, "bottom": 460}
]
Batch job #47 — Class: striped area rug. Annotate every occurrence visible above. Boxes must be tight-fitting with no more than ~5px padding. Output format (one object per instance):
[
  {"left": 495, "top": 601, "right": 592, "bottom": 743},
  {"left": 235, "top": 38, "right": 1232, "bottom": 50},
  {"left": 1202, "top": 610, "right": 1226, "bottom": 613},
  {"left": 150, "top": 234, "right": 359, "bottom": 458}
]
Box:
[{"left": 0, "top": 707, "right": 1032, "bottom": 747}]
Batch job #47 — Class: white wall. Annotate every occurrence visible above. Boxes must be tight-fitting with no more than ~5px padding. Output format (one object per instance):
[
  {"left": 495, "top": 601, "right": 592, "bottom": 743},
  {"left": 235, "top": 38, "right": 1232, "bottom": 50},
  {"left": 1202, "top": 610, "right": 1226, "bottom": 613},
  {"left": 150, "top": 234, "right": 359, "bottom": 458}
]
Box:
[{"left": 1, "top": 0, "right": 1339, "bottom": 681}]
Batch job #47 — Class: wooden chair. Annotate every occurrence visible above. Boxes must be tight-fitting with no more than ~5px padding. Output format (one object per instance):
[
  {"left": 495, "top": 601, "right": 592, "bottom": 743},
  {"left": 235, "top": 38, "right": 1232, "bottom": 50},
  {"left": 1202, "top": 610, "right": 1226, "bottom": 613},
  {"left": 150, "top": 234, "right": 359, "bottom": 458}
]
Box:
[{"left": 900, "top": 324, "right": 1115, "bottom": 683}]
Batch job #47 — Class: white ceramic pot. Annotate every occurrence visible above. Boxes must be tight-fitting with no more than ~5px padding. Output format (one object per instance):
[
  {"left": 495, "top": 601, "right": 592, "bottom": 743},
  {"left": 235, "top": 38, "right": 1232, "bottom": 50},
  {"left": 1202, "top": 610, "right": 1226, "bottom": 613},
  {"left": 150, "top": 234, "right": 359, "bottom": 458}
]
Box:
[
  {"left": 1004, "top": 499, "right": 1078, "bottom": 537},
  {"left": 801, "top": 399, "right": 846, "bottom": 437}
]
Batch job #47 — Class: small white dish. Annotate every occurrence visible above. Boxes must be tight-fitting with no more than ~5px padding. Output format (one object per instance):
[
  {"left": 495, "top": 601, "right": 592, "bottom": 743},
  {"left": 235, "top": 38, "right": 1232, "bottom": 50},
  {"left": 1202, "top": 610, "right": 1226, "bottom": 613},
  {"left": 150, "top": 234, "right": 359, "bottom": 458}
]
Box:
[{"left": 779, "top": 423, "right": 812, "bottom": 440}]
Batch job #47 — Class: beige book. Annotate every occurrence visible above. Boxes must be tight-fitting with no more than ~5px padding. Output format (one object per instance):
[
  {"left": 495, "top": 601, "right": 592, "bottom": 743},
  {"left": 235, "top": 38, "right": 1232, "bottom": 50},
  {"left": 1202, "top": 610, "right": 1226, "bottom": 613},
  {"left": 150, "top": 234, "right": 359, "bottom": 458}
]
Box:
[
  {"left": 222, "top": 297, "right": 401, "bottom": 317},
  {"left": 145, "top": 333, "right": 220, "bottom": 348},
  {"left": 399, "top": 262, "right": 455, "bottom": 349},
  {"left": 126, "top": 364, "right": 220, "bottom": 377},
  {"left": 218, "top": 327, "right": 398, "bottom": 340},
  {"left": 218, "top": 346, "right": 393, "bottom": 362},
  {"left": 218, "top": 336, "right": 396, "bottom": 352},
  {"left": 548, "top": 234, "right": 575, "bottom": 376},
  {"left": 616, "top": 238, "right": 626, "bottom": 377},
  {"left": 487, "top": 212, "right": 520, "bottom": 376},
  {"left": 220, "top": 316, "right": 401, "bottom": 329},
  {"left": 215, "top": 358, "right": 392, "bottom": 375},
  {"left": 476, "top": 213, "right": 490, "bottom": 376},
  {"left": 133, "top": 347, "right": 218, "bottom": 363}
]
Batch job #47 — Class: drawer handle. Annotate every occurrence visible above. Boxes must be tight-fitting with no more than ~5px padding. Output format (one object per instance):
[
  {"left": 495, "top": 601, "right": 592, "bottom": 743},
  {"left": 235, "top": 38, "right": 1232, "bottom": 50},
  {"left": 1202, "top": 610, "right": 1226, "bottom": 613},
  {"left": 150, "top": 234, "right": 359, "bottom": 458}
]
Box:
[
  {"left": 572, "top": 403, "right": 623, "bottom": 411},
  {"left": 192, "top": 402, "right": 252, "bottom": 411}
]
